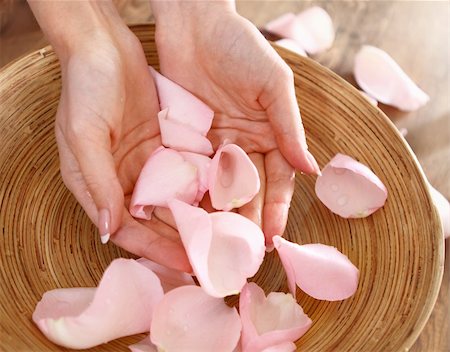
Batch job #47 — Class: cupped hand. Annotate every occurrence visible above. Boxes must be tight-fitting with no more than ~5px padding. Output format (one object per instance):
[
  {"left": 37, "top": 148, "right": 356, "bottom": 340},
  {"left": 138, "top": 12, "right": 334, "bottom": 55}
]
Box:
[
  {"left": 54, "top": 26, "right": 190, "bottom": 272},
  {"left": 153, "top": 2, "right": 321, "bottom": 246}
]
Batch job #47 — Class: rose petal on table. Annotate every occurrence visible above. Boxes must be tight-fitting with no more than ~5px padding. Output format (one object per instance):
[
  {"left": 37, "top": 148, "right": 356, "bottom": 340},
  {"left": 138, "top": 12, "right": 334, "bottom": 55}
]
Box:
[
  {"left": 33, "top": 259, "right": 164, "bottom": 349},
  {"left": 130, "top": 147, "right": 199, "bottom": 219},
  {"left": 265, "top": 7, "right": 334, "bottom": 54},
  {"left": 129, "top": 336, "right": 157, "bottom": 352},
  {"left": 149, "top": 67, "right": 213, "bottom": 135},
  {"left": 208, "top": 143, "right": 260, "bottom": 211},
  {"left": 354, "top": 45, "right": 429, "bottom": 111},
  {"left": 315, "top": 153, "right": 388, "bottom": 218},
  {"left": 158, "top": 109, "right": 214, "bottom": 155},
  {"left": 150, "top": 285, "right": 242, "bottom": 352},
  {"left": 180, "top": 151, "right": 211, "bottom": 204},
  {"left": 275, "top": 39, "right": 307, "bottom": 57},
  {"left": 429, "top": 184, "right": 450, "bottom": 238},
  {"left": 273, "top": 236, "right": 359, "bottom": 300},
  {"left": 137, "top": 258, "right": 195, "bottom": 292},
  {"left": 239, "top": 283, "right": 311, "bottom": 352},
  {"left": 358, "top": 90, "right": 378, "bottom": 106},
  {"left": 168, "top": 199, "right": 265, "bottom": 297}
]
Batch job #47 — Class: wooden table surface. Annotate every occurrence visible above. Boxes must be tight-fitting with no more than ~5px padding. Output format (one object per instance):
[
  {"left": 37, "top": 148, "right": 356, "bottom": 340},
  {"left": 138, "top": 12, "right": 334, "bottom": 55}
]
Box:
[{"left": 1, "top": 1, "right": 448, "bottom": 351}]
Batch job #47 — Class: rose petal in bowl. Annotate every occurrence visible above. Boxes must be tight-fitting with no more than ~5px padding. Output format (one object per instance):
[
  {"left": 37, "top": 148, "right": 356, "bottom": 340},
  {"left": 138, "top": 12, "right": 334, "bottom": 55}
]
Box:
[
  {"left": 429, "top": 184, "right": 450, "bottom": 238},
  {"left": 129, "top": 336, "right": 157, "bottom": 352},
  {"left": 33, "top": 259, "right": 164, "bottom": 349},
  {"left": 137, "top": 258, "right": 195, "bottom": 292},
  {"left": 273, "top": 236, "right": 359, "bottom": 301},
  {"left": 168, "top": 199, "right": 265, "bottom": 298},
  {"left": 315, "top": 153, "right": 387, "bottom": 218},
  {"left": 208, "top": 143, "right": 260, "bottom": 211},
  {"left": 151, "top": 285, "right": 241, "bottom": 352},
  {"left": 149, "top": 67, "right": 213, "bottom": 135},
  {"left": 130, "top": 147, "right": 199, "bottom": 220},
  {"left": 354, "top": 45, "right": 429, "bottom": 111},
  {"left": 239, "top": 283, "right": 312, "bottom": 352},
  {"left": 275, "top": 39, "right": 307, "bottom": 57},
  {"left": 262, "top": 342, "right": 297, "bottom": 352}
]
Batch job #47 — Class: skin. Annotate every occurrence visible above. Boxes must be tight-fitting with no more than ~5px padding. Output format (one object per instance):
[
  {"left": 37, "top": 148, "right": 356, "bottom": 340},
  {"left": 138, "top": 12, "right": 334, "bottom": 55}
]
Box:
[{"left": 28, "top": 0, "right": 320, "bottom": 272}]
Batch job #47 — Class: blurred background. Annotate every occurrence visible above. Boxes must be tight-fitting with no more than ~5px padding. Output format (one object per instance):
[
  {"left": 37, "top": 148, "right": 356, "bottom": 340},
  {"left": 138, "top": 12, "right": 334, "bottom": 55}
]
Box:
[{"left": 1, "top": 1, "right": 449, "bottom": 351}]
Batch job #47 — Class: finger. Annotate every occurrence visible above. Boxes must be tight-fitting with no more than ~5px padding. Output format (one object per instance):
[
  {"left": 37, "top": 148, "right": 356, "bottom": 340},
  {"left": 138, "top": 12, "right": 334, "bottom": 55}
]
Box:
[
  {"left": 238, "top": 153, "right": 266, "bottom": 228},
  {"left": 112, "top": 211, "right": 192, "bottom": 273},
  {"left": 260, "top": 63, "right": 320, "bottom": 175},
  {"left": 64, "top": 118, "right": 124, "bottom": 243},
  {"left": 199, "top": 192, "right": 215, "bottom": 213},
  {"left": 152, "top": 207, "right": 177, "bottom": 232},
  {"left": 263, "top": 149, "right": 295, "bottom": 250}
]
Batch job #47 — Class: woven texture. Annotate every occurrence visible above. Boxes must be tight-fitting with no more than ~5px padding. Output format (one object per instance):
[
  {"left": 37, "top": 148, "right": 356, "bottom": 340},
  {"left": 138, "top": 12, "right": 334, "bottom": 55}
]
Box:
[{"left": 0, "top": 24, "right": 444, "bottom": 352}]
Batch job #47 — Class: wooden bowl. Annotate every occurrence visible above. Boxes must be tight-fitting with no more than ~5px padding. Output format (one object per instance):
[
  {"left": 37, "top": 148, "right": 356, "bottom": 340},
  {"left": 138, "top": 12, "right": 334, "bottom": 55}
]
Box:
[{"left": 0, "top": 24, "right": 444, "bottom": 352}]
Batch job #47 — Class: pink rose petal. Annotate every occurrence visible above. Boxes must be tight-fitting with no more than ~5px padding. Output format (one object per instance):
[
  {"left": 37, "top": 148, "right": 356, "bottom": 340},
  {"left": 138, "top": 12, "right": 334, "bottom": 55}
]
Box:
[
  {"left": 273, "top": 236, "right": 359, "bottom": 301},
  {"left": 149, "top": 67, "right": 213, "bottom": 135},
  {"left": 265, "top": 7, "right": 334, "bottom": 54},
  {"left": 263, "top": 342, "right": 297, "bottom": 352},
  {"left": 239, "top": 283, "right": 312, "bottom": 352},
  {"left": 130, "top": 147, "right": 199, "bottom": 220},
  {"left": 208, "top": 143, "right": 260, "bottom": 211},
  {"left": 275, "top": 39, "right": 307, "bottom": 57},
  {"left": 179, "top": 151, "right": 211, "bottom": 204},
  {"left": 33, "top": 259, "right": 164, "bottom": 349},
  {"left": 136, "top": 258, "right": 195, "bottom": 292},
  {"left": 354, "top": 45, "right": 429, "bottom": 111},
  {"left": 429, "top": 184, "right": 450, "bottom": 238},
  {"left": 129, "top": 336, "right": 157, "bottom": 352},
  {"left": 358, "top": 90, "right": 378, "bottom": 106},
  {"left": 315, "top": 153, "right": 388, "bottom": 218},
  {"left": 150, "top": 285, "right": 242, "bottom": 352},
  {"left": 168, "top": 199, "right": 265, "bottom": 298}
]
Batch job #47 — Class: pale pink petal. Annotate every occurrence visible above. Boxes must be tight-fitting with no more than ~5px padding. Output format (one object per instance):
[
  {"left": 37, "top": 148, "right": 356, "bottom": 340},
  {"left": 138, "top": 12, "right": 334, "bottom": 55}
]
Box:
[
  {"left": 180, "top": 152, "right": 211, "bottom": 204},
  {"left": 130, "top": 147, "right": 199, "bottom": 220},
  {"left": 275, "top": 39, "right": 307, "bottom": 57},
  {"left": 273, "top": 236, "right": 359, "bottom": 301},
  {"left": 158, "top": 109, "right": 214, "bottom": 156},
  {"left": 208, "top": 143, "right": 260, "bottom": 211},
  {"left": 263, "top": 342, "right": 297, "bottom": 352},
  {"left": 129, "top": 336, "right": 157, "bottom": 352},
  {"left": 168, "top": 200, "right": 265, "bottom": 298},
  {"left": 33, "top": 259, "right": 164, "bottom": 349},
  {"left": 149, "top": 67, "right": 213, "bottom": 135},
  {"left": 265, "top": 8, "right": 334, "bottom": 55},
  {"left": 151, "top": 285, "right": 241, "bottom": 352},
  {"left": 354, "top": 45, "right": 429, "bottom": 111},
  {"left": 429, "top": 184, "right": 450, "bottom": 238},
  {"left": 399, "top": 128, "right": 408, "bottom": 137},
  {"left": 358, "top": 90, "right": 378, "bottom": 106},
  {"left": 137, "top": 258, "right": 195, "bottom": 292},
  {"left": 315, "top": 153, "right": 388, "bottom": 218},
  {"left": 239, "top": 283, "right": 311, "bottom": 352}
]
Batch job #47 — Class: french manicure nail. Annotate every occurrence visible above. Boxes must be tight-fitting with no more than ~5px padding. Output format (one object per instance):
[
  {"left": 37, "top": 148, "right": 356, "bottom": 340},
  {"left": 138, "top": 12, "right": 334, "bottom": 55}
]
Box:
[
  {"left": 306, "top": 150, "right": 322, "bottom": 176},
  {"left": 98, "top": 208, "right": 111, "bottom": 244}
]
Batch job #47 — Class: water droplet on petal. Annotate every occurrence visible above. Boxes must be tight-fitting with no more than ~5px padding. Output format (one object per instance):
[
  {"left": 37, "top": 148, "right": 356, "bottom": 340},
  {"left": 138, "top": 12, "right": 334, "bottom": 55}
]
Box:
[{"left": 337, "top": 195, "right": 348, "bottom": 206}]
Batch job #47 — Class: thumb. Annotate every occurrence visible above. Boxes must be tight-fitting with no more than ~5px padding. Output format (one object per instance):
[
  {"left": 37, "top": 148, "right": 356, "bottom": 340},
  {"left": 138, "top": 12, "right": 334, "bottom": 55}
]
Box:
[
  {"left": 262, "top": 65, "right": 321, "bottom": 175},
  {"left": 67, "top": 125, "right": 124, "bottom": 244}
]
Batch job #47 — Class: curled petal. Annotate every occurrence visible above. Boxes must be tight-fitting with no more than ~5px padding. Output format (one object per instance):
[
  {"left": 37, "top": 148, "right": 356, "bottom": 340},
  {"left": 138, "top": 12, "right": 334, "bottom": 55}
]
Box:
[
  {"left": 275, "top": 39, "right": 307, "bottom": 57},
  {"left": 180, "top": 152, "right": 211, "bottom": 204},
  {"left": 208, "top": 143, "right": 260, "bottom": 211},
  {"left": 130, "top": 147, "right": 199, "bottom": 219},
  {"left": 158, "top": 109, "right": 214, "bottom": 155},
  {"left": 239, "top": 283, "right": 311, "bottom": 352},
  {"left": 315, "top": 153, "right": 388, "bottom": 218},
  {"left": 149, "top": 67, "right": 213, "bottom": 135},
  {"left": 265, "top": 7, "right": 334, "bottom": 54},
  {"left": 273, "top": 236, "right": 359, "bottom": 301},
  {"left": 429, "top": 184, "right": 450, "bottom": 238},
  {"left": 33, "top": 259, "right": 164, "bottom": 349},
  {"left": 354, "top": 46, "right": 429, "bottom": 111},
  {"left": 358, "top": 90, "right": 378, "bottom": 106},
  {"left": 150, "top": 285, "right": 242, "bottom": 352},
  {"left": 129, "top": 336, "right": 157, "bottom": 352},
  {"left": 137, "top": 258, "right": 195, "bottom": 292},
  {"left": 168, "top": 200, "right": 265, "bottom": 298}
]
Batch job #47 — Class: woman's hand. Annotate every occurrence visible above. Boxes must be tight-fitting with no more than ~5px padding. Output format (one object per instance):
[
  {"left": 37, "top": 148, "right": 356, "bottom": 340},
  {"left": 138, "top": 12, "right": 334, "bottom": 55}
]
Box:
[
  {"left": 29, "top": 0, "right": 190, "bottom": 272},
  {"left": 151, "top": 1, "right": 321, "bottom": 246}
]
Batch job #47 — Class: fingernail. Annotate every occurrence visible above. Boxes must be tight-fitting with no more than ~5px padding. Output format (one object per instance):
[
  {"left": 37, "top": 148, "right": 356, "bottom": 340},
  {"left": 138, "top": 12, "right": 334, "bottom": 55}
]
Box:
[
  {"left": 306, "top": 150, "right": 322, "bottom": 176},
  {"left": 98, "top": 208, "right": 110, "bottom": 244}
]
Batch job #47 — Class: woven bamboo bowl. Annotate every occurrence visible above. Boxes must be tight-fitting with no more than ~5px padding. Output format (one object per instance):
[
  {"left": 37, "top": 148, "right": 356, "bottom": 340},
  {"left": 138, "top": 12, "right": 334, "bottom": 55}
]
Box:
[{"left": 0, "top": 24, "right": 444, "bottom": 352}]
